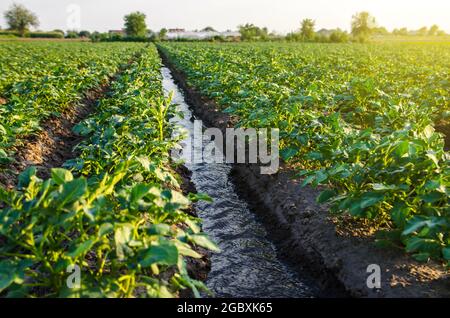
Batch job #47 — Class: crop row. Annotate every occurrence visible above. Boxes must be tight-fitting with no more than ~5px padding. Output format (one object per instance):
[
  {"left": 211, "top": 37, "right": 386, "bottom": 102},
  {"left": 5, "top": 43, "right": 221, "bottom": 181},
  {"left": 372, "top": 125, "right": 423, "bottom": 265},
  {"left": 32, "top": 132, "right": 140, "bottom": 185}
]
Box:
[
  {"left": 0, "top": 42, "right": 145, "bottom": 167},
  {"left": 0, "top": 45, "right": 217, "bottom": 297},
  {"left": 159, "top": 42, "right": 449, "bottom": 264}
]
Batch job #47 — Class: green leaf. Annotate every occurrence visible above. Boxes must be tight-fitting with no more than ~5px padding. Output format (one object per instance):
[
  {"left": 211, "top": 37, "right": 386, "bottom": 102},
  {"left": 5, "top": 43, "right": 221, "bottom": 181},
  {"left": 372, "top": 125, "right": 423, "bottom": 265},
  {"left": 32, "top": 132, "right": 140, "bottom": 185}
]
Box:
[
  {"left": 68, "top": 239, "right": 95, "bottom": 258},
  {"left": 188, "top": 192, "right": 213, "bottom": 203},
  {"left": 56, "top": 178, "right": 87, "bottom": 208},
  {"left": 129, "top": 183, "right": 151, "bottom": 208},
  {"left": 372, "top": 183, "right": 397, "bottom": 191},
  {"left": 18, "top": 167, "right": 37, "bottom": 189},
  {"left": 301, "top": 175, "right": 315, "bottom": 187},
  {"left": 359, "top": 192, "right": 384, "bottom": 209},
  {"left": 188, "top": 234, "right": 220, "bottom": 252},
  {"left": 184, "top": 219, "right": 201, "bottom": 234},
  {"left": 147, "top": 223, "right": 172, "bottom": 236},
  {"left": 422, "top": 125, "right": 435, "bottom": 139},
  {"left": 139, "top": 240, "right": 178, "bottom": 267},
  {"left": 405, "top": 237, "right": 441, "bottom": 256},
  {"left": 0, "top": 261, "right": 15, "bottom": 292},
  {"left": 51, "top": 168, "right": 74, "bottom": 185},
  {"left": 0, "top": 259, "right": 32, "bottom": 293},
  {"left": 420, "top": 192, "right": 443, "bottom": 203},
  {"left": 442, "top": 247, "right": 450, "bottom": 260},
  {"left": 426, "top": 152, "right": 440, "bottom": 168},
  {"left": 98, "top": 223, "right": 114, "bottom": 237},
  {"left": 115, "top": 223, "right": 134, "bottom": 260},
  {"left": 0, "top": 149, "right": 8, "bottom": 159},
  {"left": 391, "top": 204, "right": 410, "bottom": 228},
  {"left": 403, "top": 217, "right": 428, "bottom": 236},
  {"left": 316, "top": 189, "right": 336, "bottom": 203},
  {"left": 394, "top": 141, "right": 409, "bottom": 157},
  {"left": 280, "top": 147, "right": 299, "bottom": 161},
  {"left": 412, "top": 253, "right": 430, "bottom": 262}
]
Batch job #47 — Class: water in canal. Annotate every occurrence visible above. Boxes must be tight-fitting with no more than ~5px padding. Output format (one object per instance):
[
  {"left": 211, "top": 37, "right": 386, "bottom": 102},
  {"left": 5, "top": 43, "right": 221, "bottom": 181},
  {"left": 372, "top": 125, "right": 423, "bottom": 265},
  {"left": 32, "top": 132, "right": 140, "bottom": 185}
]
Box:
[{"left": 162, "top": 66, "right": 318, "bottom": 298}]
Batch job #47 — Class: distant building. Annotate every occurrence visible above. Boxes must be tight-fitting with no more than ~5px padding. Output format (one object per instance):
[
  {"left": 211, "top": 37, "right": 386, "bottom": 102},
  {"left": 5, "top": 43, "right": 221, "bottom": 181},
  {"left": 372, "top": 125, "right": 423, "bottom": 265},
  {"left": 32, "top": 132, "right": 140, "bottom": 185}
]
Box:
[
  {"left": 168, "top": 28, "right": 186, "bottom": 33},
  {"left": 109, "top": 29, "right": 125, "bottom": 35},
  {"left": 166, "top": 30, "right": 240, "bottom": 40},
  {"left": 316, "top": 29, "right": 334, "bottom": 36}
]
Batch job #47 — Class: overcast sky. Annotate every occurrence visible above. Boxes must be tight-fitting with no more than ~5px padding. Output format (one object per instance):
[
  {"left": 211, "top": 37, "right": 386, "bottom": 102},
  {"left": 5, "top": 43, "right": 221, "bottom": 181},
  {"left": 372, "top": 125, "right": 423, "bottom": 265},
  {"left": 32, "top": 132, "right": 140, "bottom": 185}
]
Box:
[{"left": 0, "top": 0, "right": 449, "bottom": 34}]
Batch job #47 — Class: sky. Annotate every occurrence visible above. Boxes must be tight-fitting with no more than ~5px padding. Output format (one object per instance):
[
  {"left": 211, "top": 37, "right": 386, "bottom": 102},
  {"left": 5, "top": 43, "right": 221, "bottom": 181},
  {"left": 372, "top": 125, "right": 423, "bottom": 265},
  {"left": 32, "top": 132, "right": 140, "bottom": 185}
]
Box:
[{"left": 0, "top": 0, "right": 449, "bottom": 34}]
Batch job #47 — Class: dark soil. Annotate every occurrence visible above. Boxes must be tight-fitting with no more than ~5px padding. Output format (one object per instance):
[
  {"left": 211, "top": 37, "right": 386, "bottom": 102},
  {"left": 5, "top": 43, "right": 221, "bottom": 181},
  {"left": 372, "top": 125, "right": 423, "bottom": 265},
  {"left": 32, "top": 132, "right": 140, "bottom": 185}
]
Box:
[
  {"left": 435, "top": 121, "right": 450, "bottom": 150},
  {"left": 159, "top": 47, "right": 450, "bottom": 298}
]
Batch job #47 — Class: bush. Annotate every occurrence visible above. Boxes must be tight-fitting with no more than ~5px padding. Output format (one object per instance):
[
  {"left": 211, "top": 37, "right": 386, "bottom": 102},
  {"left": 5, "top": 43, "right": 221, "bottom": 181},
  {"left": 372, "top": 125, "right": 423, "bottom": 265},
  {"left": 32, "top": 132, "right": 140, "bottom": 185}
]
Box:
[
  {"left": 329, "top": 29, "right": 350, "bottom": 43},
  {"left": 29, "top": 31, "right": 64, "bottom": 39},
  {"left": 65, "top": 31, "right": 79, "bottom": 39},
  {"left": 0, "top": 30, "right": 20, "bottom": 37}
]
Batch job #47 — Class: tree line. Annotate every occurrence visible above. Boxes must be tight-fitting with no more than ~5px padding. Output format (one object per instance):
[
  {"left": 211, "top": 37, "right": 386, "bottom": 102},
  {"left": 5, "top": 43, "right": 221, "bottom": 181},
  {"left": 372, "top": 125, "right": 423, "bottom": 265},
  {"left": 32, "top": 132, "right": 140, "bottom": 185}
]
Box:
[
  {"left": 244, "top": 12, "right": 447, "bottom": 43},
  {"left": 1, "top": 4, "right": 447, "bottom": 42}
]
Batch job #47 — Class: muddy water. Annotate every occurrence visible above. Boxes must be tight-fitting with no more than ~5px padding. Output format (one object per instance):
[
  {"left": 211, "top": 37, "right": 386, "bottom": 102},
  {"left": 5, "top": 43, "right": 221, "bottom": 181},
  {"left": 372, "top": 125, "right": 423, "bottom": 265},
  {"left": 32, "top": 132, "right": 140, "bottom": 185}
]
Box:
[{"left": 162, "top": 67, "right": 318, "bottom": 298}]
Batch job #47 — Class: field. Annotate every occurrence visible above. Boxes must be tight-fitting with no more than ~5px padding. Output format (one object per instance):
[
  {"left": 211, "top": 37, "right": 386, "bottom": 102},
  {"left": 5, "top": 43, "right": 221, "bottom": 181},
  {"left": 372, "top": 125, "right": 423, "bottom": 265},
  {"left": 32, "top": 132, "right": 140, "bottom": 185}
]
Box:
[
  {"left": 0, "top": 42, "right": 217, "bottom": 297},
  {"left": 159, "top": 42, "right": 450, "bottom": 262},
  {"left": 0, "top": 40, "right": 449, "bottom": 298}
]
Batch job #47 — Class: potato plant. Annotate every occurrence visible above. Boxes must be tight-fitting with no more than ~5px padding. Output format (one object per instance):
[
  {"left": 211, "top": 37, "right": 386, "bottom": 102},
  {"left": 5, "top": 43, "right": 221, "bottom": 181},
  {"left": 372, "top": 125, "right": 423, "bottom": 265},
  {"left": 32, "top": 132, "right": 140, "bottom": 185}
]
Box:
[
  {"left": 159, "top": 42, "right": 449, "bottom": 264},
  {"left": 0, "top": 42, "right": 145, "bottom": 167},
  {"left": 0, "top": 45, "right": 218, "bottom": 297}
]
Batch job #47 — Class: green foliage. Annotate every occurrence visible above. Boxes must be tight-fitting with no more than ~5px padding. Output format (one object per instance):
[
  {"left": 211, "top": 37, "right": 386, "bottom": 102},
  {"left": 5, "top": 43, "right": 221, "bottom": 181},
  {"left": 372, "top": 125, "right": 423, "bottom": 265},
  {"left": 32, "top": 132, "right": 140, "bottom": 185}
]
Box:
[
  {"left": 300, "top": 19, "right": 315, "bottom": 41},
  {"left": 78, "top": 30, "right": 91, "bottom": 38},
  {"left": 238, "top": 23, "right": 269, "bottom": 41},
  {"left": 160, "top": 42, "right": 450, "bottom": 263},
  {"left": 124, "top": 11, "right": 148, "bottom": 38},
  {"left": 351, "top": 11, "right": 377, "bottom": 42},
  {"left": 0, "top": 42, "right": 144, "bottom": 167},
  {"left": 0, "top": 45, "right": 216, "bottom": 297},
  {"left": 29, "top": 31, "right": 64, "bottom": 39},
  {"left": 3, "top": 3, "right": 39, "bottom": 37},
  {"left": 428, "top": 25, "right": 441, "bottom": 36},
  {"left": 329, "top": 29, "right": 350, "bottom": 43},
  {"left": 65, "top": 30, "right": 79, "bottom": 39}
]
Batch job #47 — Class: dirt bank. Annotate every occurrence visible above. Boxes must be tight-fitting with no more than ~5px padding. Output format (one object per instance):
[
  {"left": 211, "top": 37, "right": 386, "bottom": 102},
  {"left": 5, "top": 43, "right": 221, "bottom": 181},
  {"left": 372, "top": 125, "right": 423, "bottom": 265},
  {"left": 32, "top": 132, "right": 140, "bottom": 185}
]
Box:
[{"left": 159, "top": 47, "right": 450, "bottom": 298}]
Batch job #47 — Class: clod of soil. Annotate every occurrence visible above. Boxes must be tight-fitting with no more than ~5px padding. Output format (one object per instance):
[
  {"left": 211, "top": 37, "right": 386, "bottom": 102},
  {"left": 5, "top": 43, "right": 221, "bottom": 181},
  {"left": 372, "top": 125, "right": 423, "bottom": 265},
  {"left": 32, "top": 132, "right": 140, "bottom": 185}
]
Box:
[{"left": 159, "top": 48, "right": 450, "bottom": 298}]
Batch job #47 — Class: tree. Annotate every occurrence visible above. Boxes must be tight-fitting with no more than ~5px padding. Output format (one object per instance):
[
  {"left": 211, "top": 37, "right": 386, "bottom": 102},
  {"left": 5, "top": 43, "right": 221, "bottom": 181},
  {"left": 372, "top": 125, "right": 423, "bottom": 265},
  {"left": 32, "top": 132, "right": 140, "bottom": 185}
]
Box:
[
  {"left": 398, "top": 27, "right": 408, "bottom": 36},
  {"left": 373, "top": 26, "right": 389, "bottom": 35},
  {"left": 351, "top": 11, "right": 377, "bottom": 41},
  {"left": 202, "top": 26, "right": 216, "bottom": 32},
  {"left": 428, "top": 24, "right": 440, "bottom": 36},
  {"left": 329, "top": 29, "right": 350, "bottom": 43},
  {"left": 78, "top": 30, "right": 91, "bottom": 38},
  {"left": 4, "top": 3, "right": 39, "bottom": 37},
  {"left": 124, "top": 11, "right": 147, "bottom": 37},
  {"left": 392, "top": 28, "right": 409, "bottom": 36},
  {"left": 300, "top": 19, "right": 315, "bottom": 41},
  {"left": 158, "top": 28, "right": 167, "bottom": 40},
  {"left": 65, "top": 30, "right": 79, "bottom": 39},
  {"left": 238, "top": 23, "right": 268, "bottom": 41},
  {"left": 417, "top": 26, "right": 428, "bottom": 36}
]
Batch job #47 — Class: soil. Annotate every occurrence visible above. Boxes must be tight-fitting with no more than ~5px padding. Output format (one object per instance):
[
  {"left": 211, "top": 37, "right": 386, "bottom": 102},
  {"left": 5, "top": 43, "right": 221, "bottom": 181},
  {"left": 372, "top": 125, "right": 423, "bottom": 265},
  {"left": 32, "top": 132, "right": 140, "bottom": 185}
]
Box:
[
  {"left": 159, "top": 47, "right": 450, "bottom": 298},
  {"left": 0, "top": 85, "right": 107, "bottom": 188},
  {"left": 435, "top": 121, "right": 450, "bottom": 150}
]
